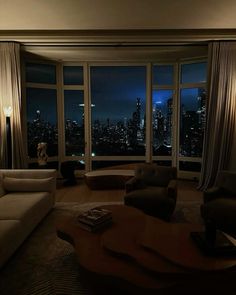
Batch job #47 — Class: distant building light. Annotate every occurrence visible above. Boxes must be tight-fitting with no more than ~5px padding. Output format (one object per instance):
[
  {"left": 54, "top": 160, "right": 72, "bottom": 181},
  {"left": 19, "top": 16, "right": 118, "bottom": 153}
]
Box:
[
  {"left": 79, "top": 104, "right": 95, "bottom": 107},
  {"left": 92, "top": 153, "right": 95, "bottom": 157}
]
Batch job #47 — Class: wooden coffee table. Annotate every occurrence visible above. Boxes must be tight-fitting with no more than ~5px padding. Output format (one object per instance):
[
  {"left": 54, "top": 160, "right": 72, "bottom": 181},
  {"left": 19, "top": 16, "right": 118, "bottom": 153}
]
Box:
[{"left": 56, "top": 204, "right": 236, "bottom": 294}]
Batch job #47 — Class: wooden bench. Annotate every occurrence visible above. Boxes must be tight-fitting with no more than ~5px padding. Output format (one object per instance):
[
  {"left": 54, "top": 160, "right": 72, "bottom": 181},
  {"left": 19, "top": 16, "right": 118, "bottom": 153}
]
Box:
[{"left": 85, "top": 170, "right": 135, "bottom": 190}]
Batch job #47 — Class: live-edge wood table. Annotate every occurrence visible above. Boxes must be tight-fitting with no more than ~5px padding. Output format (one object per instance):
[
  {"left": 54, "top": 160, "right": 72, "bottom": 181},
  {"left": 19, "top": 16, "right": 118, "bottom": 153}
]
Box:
[{"left": 56, "top": 205, "right": 236, "bottom": 295}]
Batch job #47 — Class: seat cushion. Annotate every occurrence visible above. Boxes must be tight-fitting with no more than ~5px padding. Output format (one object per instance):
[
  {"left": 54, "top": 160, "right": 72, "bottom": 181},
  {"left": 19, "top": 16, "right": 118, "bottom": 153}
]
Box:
[
  {"left": 124, "top": 188, "right": 175, "bottom": 220},
  {"left": 0, "top": 192, "right": 53, "bottom": 233},
  {"left": 125, "top": 187, "right": 167, "bottom": 200},
  {"left": 217, "top": 171, "right": 236, "bottom": 195},
  {"left": 0, "top": 220, "right": 23, "bottom": 267}
]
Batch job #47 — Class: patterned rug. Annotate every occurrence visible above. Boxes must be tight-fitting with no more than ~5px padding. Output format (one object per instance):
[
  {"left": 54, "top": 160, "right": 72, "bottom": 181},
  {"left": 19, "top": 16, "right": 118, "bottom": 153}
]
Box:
[{"left": 0, "top": 201, "right": 203, "bottom": 295}]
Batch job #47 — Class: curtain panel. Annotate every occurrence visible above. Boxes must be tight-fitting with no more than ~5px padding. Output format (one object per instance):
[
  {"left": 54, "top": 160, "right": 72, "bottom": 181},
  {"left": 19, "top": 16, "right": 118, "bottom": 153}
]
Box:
[
  {"left": 0, "top": 42, "right": 27, "bottom": 168},
  {"left": 199, "top": 41, "right": 236, "bottom": 190}
]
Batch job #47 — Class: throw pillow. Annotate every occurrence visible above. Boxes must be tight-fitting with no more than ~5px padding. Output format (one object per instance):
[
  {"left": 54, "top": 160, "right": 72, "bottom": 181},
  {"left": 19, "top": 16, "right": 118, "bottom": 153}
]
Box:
[{"left": 3, "top": 177, "right": 55, "bottom": 192}]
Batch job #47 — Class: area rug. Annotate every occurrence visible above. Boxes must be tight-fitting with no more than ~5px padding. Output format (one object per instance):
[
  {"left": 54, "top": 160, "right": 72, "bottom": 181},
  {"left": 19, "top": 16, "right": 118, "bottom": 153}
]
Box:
[{"left": 0, "top": 200, "right": 203, "bottom": 295}]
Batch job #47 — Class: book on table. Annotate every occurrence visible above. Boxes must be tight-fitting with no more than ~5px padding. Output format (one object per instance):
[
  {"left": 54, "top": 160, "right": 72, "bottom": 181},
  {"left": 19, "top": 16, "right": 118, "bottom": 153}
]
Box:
[{"left": 77, "top": 207, "right": 112, "bottom": 232}]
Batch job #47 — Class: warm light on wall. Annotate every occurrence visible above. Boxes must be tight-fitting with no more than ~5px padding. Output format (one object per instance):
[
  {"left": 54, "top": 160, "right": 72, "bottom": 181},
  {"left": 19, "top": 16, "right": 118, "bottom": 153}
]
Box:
[{"left": 3, "top": 106, "right": 12, "bottom": 117}]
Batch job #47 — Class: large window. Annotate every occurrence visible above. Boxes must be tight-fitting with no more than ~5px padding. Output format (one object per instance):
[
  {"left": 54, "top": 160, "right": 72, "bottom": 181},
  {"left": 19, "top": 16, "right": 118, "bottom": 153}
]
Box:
[
  {"left": 25, "top": 63, "right": 58, "bottom": 161},
  {"left": 24, "top": 59, "right": 207, "bottom": 178},
  {"left": 90, "top": 66, "right": 146, "bottom": 157}
]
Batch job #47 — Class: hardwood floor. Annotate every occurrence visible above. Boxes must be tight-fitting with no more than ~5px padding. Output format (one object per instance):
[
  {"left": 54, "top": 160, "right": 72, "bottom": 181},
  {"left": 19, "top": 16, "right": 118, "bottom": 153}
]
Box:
[{"left": 55, "top": 178, "right": 203, "bottom": 204}]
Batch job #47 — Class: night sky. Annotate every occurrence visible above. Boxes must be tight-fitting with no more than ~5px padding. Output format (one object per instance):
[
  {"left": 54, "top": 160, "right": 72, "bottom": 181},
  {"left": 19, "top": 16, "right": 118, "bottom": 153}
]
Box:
[
  {"left": 90, "top": 66, "right": 146, "bottom": 122},
  {"left": 26, "top": 63, "right": 207, "bottom": 124}
]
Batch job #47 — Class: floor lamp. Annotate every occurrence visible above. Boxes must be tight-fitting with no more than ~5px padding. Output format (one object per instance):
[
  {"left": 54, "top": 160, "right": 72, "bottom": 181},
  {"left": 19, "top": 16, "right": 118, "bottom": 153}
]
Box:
[{"left": 3, "top": 106, "right": 12, "bottom": 169}]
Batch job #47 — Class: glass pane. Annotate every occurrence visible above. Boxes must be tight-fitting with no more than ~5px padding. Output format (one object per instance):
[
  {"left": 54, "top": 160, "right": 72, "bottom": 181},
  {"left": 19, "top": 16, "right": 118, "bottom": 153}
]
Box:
[
  {"left": 63, "top": 66, "right": 84, "bottom": 85},
  {"left": 64, "top": 90, "right": 85, "bottom": 156},
  {"left": 179, "top": 161, "right": 201, "bottom": 172},
  {"left": 179, "top": 88, "right": 206, "bottom": 157},
  {"left": 26, "top": 88, "right": 58, "bottom": 157},
  {"left": 181, "top": 62, "right": 207, "bottom": 84},
  {"left": 152, "top": 90, "right": 173, "bottom": 156},
  {"left": 153, "top": 65, "right": 174, "bottom": 85},
  {"left": 90, "top": 66, "right": 146, "bottom": 156},
  {"left": 25, "top": 63, "right": 56, "bottom": 84}
]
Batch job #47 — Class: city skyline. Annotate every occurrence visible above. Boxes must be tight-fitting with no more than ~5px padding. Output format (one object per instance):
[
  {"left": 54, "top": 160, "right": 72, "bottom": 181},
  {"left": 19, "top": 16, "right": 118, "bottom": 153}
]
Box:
[
  {"left": 26, "top": 64, "right": 206, "bottom": 124},
  {"left": 27, "top": 89, "right": 200, "bottom": 124},
  {"left": 27, "top": 88, "right": 205, "bottom": 159}
]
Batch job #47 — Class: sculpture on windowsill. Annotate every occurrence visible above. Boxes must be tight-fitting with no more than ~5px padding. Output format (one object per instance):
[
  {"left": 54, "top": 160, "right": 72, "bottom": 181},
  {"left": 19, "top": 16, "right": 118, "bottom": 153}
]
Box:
[{"left": 37, "top": 142, "right": 48, "bottom": 167}]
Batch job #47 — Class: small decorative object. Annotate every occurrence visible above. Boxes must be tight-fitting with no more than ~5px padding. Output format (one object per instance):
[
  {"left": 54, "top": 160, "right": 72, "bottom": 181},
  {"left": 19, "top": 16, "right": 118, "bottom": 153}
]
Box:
[{"left": 37, "top": 142, "right": 48, "bottom": 166}]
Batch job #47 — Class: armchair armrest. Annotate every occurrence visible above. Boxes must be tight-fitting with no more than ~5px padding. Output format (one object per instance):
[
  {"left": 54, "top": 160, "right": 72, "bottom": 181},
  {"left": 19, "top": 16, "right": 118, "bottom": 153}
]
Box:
[
  {"left": 125, "top": 177, "right": 145, "bottom": 193},
  {"left": 203, "top": 186, "right": 222, "bottom": 203},
  {"left": 167, "top": 179, "right": 177, "bottom": 201}
]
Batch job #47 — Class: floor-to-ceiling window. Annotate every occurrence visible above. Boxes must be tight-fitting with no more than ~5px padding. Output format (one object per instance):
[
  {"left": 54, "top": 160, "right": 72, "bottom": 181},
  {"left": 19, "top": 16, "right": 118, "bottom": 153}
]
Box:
[{"left": 23, "top": 57, "right": 207, "bottom": 179}]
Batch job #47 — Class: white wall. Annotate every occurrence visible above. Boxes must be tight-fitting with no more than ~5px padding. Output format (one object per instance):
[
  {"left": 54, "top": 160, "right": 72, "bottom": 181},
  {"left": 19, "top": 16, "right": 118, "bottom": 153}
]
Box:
[{"left": 1, "top": 0, "right": 236, "bottom": 30}]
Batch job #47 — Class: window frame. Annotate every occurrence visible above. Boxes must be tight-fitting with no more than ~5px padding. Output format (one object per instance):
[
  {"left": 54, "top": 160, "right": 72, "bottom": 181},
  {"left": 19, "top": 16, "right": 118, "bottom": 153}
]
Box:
[{"left": 22, "top": 56, "right": 207, "bottom": 180}]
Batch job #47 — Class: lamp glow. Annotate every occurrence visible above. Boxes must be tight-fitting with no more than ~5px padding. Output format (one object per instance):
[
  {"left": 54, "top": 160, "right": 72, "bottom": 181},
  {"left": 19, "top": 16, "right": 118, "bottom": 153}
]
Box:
[{"left": 3, "top": 106, "right": 12, "bottom": 117}]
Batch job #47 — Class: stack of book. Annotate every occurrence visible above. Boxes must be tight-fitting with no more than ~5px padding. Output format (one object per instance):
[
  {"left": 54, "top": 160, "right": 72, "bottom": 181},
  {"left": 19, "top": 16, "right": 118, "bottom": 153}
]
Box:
[{"left": 77, "top": 207, "right": 112, "bottom": 232}]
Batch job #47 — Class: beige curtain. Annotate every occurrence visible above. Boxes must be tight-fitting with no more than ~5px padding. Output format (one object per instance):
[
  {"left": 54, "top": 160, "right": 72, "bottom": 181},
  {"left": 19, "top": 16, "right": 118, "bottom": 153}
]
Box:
[
  {"left": 198, "top": 41, "right": 236, "bottom": 190},
  {"left": 0, "top": 42, "right": 27, "bottom": 168}
]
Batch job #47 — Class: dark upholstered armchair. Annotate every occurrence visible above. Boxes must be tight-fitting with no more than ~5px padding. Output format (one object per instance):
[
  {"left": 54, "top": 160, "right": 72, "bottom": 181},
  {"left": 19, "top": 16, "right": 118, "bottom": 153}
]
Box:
[
  {"left": 201, "top": 170, "right": 236, "bottom": 236},
  {"left": 124, "top": 163, "right": 177, "bottom": 221}
]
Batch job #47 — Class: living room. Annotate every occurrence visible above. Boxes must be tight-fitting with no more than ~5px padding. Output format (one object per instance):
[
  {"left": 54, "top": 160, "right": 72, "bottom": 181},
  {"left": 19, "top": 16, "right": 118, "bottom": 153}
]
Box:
[{"left": 1, "top": 0, "right": 236, "bottom": 294}]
